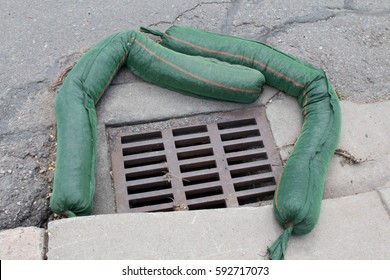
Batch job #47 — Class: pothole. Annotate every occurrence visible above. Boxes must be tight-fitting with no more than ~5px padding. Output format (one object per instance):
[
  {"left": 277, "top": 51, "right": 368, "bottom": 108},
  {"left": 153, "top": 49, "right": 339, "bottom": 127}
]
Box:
[{"left": 108, "top": 107, "right": 282, "bottom": 213}]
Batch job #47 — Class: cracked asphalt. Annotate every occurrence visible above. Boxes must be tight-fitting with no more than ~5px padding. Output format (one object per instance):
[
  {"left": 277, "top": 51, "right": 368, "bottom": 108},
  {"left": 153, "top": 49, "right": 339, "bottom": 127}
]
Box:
[{"left": 1, "top": 0, "right": 389, "bottom": 229}]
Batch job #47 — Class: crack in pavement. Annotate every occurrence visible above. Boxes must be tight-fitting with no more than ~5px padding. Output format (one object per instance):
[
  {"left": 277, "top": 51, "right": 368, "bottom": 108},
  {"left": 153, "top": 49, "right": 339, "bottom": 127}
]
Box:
[
  {"left": 0, "top": 125, "right": 54, "bottom": 142},
  {"left": 343, "top": 0, "right": 357, "bottom": 10},
  {"left": 327, "top": 8, "right": 390, "bottom": 17},
  {"left": 220, "top": 0, "right": 241, "bottom": 34},
  {"left": 145, "top": 1, "right": 390, "bottom": 47},
  {"left": 328, "top": 0, "right": 390, "bottom": 14},
  {"left": 147, "top": 0, "right": 235, "bottom": 28},
  {"left": 260, "top": 9, "right": 337, "bottom": 42},
  {"left": 259, "top": 6, "right": 390, "bottom": 42}
]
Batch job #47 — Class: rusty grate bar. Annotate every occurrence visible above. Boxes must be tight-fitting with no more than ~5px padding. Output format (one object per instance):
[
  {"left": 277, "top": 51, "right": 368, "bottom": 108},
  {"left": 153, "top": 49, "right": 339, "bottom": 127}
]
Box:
[{"left": 110, "top": 107, "right": 282, "bottom": 213}]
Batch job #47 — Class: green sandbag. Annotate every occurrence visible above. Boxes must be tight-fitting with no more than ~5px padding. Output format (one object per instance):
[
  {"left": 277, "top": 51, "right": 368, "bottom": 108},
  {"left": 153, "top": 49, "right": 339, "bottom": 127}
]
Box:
[
  {"left": 50, "top": 30, "right": 264, "bottom": 217},
  {"left": 145, "top": 25, "right": 341, "bottom": 259}
]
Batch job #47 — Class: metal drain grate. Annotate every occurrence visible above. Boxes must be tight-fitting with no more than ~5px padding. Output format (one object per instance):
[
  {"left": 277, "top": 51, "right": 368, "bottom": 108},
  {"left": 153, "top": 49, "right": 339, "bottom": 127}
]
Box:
[{"left": 110, "top": 108, "right": 282, "bottom": 213}]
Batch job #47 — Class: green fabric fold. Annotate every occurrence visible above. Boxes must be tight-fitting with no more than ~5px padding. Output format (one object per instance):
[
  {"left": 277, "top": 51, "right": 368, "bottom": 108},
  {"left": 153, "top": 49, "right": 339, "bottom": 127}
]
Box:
[{"left": 267, "top": 225, "right": 293, "bottom": 260}]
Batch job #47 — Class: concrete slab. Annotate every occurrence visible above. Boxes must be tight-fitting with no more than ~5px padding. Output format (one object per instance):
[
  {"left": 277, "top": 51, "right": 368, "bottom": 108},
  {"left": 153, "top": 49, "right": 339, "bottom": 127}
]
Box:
[
  {"left": 97, "top": 82, "right": 275, "bottom": 126},
  {"left": 265, "top": 93, "right": 302, "bottom": 147},
  {"left": 0, "top": 226, "right": 45, "bottom": 260},
  {"left": 47, "top": 191, "right": 390, "bottom": 260},
  {"left": 323, "top": 100, "right": 390, "bottom": 198},
  {"left": 325, "top": 157, "right": 390, "bottom": 199},
  {"left": 288, "top": 191, "right": 390, "bottom": 260},
  {"left": 266, "top": 96, "right": 390, "bottom": 199},
  {"left": 48, "top": 207, "right": 278, "bottom": 260},
  {"left": 338, "top": 101, "right": 389, "bottom": 160}
]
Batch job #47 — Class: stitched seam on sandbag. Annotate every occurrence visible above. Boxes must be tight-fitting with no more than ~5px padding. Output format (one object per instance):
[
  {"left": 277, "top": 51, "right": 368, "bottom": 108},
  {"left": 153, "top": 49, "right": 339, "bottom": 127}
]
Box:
[
  {"left": 95, "top": 50, "right": 129, "bottom": 104},
  {"left": 303, "top": 89, "right": 309, "bottom": 116},
  {"left": 81, "top": 33, "right": 123, "bottom": 85},
  {"left": 164, "top": 34, "right": 306, "bottom": 89},
  {"left": 132, "top": 37, "right": 259, "bottom": 94}
]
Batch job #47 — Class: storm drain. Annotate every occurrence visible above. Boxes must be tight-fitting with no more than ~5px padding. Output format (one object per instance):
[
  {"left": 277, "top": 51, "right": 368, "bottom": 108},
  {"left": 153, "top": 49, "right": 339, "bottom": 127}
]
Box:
[{"left": 110, "top": 108, "right": 282, "bottom": 213}]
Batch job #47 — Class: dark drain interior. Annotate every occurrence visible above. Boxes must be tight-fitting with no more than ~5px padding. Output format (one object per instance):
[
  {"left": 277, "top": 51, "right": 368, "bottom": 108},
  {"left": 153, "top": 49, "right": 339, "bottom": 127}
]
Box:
[{"left": 110, "top": 108, "right": 282, "bottom": 213}]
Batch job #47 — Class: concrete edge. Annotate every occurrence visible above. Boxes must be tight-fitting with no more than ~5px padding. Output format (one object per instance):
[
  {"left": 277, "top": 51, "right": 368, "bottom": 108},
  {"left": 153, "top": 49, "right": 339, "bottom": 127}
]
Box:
[
  {"left": 377, "top": 181, "right": 390, "bottom": 215},
  {"left": 0, "top": 226, "right": 46, "bottom": 260}
]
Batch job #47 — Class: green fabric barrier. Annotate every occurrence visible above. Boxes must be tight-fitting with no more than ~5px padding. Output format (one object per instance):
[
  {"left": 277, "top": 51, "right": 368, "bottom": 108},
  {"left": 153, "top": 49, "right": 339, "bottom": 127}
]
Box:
[
  {"left": 50, "top": 30, "right": 264, "bottom": 217},
  {"left": 143, "top": 25, "right": 341, "bottom": 260}
]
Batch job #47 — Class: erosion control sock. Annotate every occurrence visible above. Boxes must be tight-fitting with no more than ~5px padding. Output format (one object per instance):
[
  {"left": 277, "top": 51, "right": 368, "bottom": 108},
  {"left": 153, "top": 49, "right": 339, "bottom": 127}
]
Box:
[
  {"left": 267, "top": 225, "right": 293, "bottom": 260},
  {"left": 51, "top": 29, "right": 264, "bottom": 217}
]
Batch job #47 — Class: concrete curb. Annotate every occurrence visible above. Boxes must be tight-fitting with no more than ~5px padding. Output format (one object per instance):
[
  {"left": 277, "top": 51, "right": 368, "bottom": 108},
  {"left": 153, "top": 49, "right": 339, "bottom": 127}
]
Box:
[
  {"left": 0, "top": 226, "right": 46, "bottom": 260},
  {"left": 47, "top": 190, "right": 390, "bottom": 260}
]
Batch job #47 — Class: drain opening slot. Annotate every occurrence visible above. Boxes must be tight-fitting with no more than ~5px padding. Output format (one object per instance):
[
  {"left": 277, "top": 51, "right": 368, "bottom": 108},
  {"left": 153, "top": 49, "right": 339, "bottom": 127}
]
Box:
[
  {"left": 217, "top": 118, "right": 257, "bottom": 130},
  {"left": 233, "top": 176, "right": 276, "bottom": 192},
  {"left": 220, "top": 129, "right": 260, "bottom": 141},
  {"left": 121, "top": 131, "right": 162, "bottom": 144},
  {"left": 173, "top": 125, "right": 208, "bottom": 136},
  {"left": 223, "top": 139, "right": 264, "bottom": 153},
  {"left": 123, "top": 154, "right": 167, "bottom": 169},
  {"left": 129, "top": 193, "right": 174, "bottom": 208},
  {"left": 122, "top": 142, "right": 164, "bottom": 156},
  {"left": 226, "top": 151, "right": 268, "bottom": 165},
  {"left": 237, "top": 192, "right": 274, "bottom": 206},
  {"left": 183, "top": 172, "right": 220, "bottom": 186},
  {"left": 180, "top": 160, "right": 217, "bottom": 173},
  {"left": 127, "top": 179, "right": 171, "bottom": 195},
  {"left": 177, "top": 147, "right": 214, "bottom": 160},
  {"left": 230, "top": 163, "right": 272, "bottom": 178},
  {"left": 188, "top": 200, "right": 227, "bottom": 210},
  {"left": 185, "top": 185, "right": 223, "bottom": 200},
  {"left": 175, "top": 136, "right": 211, "bottom": 148},
  {"left": 125, "top": 165, "right": 168, "bottom": 181}
]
